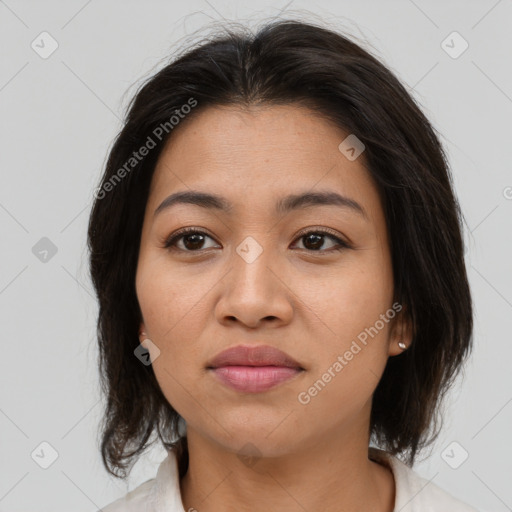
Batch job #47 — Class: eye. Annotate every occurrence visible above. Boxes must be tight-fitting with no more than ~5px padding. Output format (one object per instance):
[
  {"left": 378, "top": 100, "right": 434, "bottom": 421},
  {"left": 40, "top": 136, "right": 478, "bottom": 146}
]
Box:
[
  {"left": 292, "top": 228, "right": 350, "bottom": 253},
  {"left": 164, "top": 228, "right": 219, "bottom": 252},
  {"left": 163, "top": 227, "right": 350, "bottom": 254}
]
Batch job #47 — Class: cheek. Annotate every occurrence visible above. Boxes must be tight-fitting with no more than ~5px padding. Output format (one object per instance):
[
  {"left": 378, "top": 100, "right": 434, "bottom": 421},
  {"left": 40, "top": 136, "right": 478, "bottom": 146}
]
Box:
[
  {"left": 136, "top": 255, "right": 211, "bottom": 342},
  {"left": 296, "top": 302, "right": 392, "bottom": 424},
  {"left": 297, "top": 253, "right": 394, "bottom": 397},
  {"left": 136, "top": 258, "right": 213, "bottom": 409},
  {"left": 301, "top": 252, "right": 394, "bottom": 344}
]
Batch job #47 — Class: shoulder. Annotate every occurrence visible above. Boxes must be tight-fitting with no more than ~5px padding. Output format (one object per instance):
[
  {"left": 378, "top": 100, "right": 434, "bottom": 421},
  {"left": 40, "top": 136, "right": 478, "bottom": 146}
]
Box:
[
  {"left": 97, "top": 449, "right": 185, "bottom": 512},
  {"left": 369, "top": 447, "right": 480, "bottom": 512},
  {"left": 99, "top": 478, "right": 156, "bottom": 512}
]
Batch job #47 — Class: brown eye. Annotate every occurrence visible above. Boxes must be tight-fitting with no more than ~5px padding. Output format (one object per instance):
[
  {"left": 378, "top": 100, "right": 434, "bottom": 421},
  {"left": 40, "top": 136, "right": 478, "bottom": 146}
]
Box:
[
  {"left": 293, "top": 230, "right": 350, "bottom": 253},
  {"left": 164, "top": 229, "right": 219, "bottom": 252}
]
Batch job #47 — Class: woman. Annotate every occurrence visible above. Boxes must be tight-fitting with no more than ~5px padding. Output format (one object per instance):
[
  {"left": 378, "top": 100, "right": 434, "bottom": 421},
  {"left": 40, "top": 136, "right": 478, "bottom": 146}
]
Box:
[{"left": 88, "top": 18, "right": 478, "bottom": 512}]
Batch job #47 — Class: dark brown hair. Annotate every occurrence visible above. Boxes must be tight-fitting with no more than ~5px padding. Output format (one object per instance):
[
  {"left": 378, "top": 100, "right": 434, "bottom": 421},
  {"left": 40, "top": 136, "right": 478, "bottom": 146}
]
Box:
[{"left": 87, "top": 18, "right": 473, "bottom": 479}]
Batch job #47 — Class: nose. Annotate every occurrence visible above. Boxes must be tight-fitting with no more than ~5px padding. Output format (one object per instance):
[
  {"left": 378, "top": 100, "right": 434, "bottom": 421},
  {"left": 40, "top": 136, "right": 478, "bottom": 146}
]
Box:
[{"left": 214, "top": 242, "right": 294, "bottom": 329}]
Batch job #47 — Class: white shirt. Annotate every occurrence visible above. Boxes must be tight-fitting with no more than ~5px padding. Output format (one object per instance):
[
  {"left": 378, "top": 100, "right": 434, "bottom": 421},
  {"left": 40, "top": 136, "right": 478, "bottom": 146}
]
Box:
[{"left": 99, "top": 447, "right": 479, "bottom": 511}]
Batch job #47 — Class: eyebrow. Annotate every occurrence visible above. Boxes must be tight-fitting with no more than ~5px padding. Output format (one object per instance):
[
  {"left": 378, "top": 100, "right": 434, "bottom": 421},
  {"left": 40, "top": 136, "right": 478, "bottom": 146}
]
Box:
[{"left": 153, "top": 190, "right": 368, "bottom": 221}]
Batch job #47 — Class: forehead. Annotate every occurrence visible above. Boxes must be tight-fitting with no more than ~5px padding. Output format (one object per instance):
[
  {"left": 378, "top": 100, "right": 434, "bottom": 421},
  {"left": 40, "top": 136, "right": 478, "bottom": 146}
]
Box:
[{"left": 148, "top": 105, "right": 380, "bottom": 219}]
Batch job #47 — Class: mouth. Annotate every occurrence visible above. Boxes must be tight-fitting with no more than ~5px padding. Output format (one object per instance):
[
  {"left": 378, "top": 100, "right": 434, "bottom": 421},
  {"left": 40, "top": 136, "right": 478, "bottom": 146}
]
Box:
[{"left": 206, "top": 344, "right": 305, "bottom": 393}]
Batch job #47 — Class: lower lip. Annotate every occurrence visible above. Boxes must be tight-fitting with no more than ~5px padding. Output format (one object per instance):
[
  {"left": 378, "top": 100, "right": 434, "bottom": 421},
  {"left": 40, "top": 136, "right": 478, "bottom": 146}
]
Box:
[{"left": 209, "top": 365, "right": 303, "bottom": 392}]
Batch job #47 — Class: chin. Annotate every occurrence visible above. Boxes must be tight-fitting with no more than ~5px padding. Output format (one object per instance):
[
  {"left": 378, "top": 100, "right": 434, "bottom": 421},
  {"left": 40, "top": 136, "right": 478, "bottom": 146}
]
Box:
[{"left": 205, "top": 418, "right": 302, "bottom": 459}]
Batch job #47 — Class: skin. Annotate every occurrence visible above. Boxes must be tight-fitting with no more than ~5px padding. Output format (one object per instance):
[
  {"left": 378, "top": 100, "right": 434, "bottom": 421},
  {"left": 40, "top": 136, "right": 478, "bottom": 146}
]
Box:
[{"left": 135, "top": 104, "right": 413, "bottom": 512}]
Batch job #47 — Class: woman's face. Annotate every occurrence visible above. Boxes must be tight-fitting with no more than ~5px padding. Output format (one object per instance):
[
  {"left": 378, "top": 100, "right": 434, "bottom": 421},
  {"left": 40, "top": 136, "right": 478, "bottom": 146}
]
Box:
[{"left": 135, "top": 104, "right": 408, "bottom": 457}]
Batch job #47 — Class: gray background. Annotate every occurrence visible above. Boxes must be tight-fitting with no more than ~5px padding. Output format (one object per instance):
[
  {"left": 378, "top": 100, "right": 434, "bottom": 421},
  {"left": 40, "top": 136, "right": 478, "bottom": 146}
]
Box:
[{"left": 1, "top": 1, "right": 511, "bottom": 511}]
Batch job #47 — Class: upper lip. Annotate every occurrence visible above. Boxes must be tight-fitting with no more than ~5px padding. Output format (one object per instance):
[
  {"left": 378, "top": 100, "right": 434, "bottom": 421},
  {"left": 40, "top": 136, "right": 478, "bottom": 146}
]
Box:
[{"left": 207, "top": 345, "right": 303, "bottom": 369}]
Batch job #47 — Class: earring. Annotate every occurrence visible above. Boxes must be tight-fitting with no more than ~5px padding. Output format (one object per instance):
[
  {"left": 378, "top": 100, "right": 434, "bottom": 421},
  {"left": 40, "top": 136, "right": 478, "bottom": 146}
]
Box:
[{"left": 398, "top": 341, "right": 407, "bottom": 350}]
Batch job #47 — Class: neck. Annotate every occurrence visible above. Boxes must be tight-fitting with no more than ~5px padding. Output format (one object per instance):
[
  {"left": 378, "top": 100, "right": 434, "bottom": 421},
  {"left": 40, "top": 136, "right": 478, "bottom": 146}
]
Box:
[{"left": 179, "top": 423, "right": 395, "bottom": 512}]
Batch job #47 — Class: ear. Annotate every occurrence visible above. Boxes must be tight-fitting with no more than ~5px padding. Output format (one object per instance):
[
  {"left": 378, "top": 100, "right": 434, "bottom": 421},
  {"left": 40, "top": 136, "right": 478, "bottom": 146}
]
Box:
[{"left": 387, "top": 303, "right": 414, "bottom": 357}]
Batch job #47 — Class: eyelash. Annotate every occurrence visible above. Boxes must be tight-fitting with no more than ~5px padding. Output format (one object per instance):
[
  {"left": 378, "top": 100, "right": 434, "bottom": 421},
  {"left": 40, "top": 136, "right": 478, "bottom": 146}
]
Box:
[{"left": 163, "top": 227, "right": 351, "bottom": 254}]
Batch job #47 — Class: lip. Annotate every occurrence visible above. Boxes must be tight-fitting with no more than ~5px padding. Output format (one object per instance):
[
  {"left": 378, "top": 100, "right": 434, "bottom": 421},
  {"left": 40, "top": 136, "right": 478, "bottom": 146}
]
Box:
[
  {"left": 207, "top": 345, "right": 304, "bottom": 393},
  {"left": 207, "top": 344, "right": 303, "bottom": 369}
]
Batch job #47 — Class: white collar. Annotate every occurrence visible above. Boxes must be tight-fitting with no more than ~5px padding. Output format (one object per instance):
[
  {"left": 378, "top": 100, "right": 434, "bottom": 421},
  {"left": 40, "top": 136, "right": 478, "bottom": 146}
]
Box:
[{"left": 127, "top": 446, "right": 477, "bottom": 512}]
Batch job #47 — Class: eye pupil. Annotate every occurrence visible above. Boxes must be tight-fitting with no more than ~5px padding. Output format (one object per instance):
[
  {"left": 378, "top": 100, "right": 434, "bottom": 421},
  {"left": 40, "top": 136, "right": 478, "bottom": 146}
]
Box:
[
  {"left": 303, "top": 233, "right": 323, "bottom": 250},
  {"left": 183, "top": 233, "right": 205, "bottom": 250}
]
